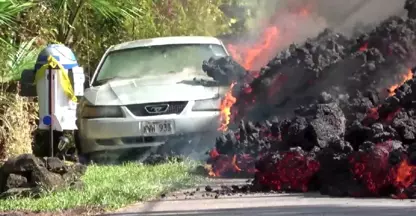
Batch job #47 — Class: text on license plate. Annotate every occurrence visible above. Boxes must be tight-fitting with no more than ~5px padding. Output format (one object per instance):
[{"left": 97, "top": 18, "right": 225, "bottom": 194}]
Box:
[{"left": 142, "top": 121, "right": 174, "bottom": 135}]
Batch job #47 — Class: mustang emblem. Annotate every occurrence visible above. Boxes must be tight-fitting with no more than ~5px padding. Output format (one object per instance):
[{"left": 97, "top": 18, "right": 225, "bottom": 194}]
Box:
[{"left": 144, "top": 104, "right": 169, "bottom": 114}]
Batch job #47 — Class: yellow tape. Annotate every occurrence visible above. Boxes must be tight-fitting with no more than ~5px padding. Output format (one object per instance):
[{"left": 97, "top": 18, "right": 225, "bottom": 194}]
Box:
[{"left": 34, "top": 55, "right": 77, "bottom": 102}]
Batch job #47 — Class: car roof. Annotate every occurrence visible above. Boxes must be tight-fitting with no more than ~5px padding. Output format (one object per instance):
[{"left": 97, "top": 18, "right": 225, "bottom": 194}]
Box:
[{"left": 109, "top": 36, "right": 224, "bottom": 52}]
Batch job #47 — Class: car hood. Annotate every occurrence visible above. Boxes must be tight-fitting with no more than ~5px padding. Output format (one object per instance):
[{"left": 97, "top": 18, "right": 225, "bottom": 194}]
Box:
[{"left": 84, "top": 70, "right": 222, "bottom": 106}]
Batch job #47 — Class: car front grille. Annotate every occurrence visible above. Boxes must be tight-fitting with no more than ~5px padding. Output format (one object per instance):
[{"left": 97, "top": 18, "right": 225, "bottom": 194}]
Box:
[{"left": 126, "top": 101, "right": 188, "bottom": 116}]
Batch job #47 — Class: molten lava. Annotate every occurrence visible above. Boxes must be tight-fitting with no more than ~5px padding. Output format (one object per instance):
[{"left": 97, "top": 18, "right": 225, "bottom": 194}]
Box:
[
  {"left": 346, "top": 141, "right": 416, "bottom": 198},
  {"left": 388, "top": 69, "right": 413, "bottom": 96},
  {"left": 206, "top": 148, "right": 256, "bottom": 177},
  {"left": 218, "top": 82, "right": 237, "bottom": 131},
  {"left": 366, "top": 106, "right": 381, "bottom": 120},
  {"left": 205, "top": 0, "right": 416, "bottom": 200},
  {"left": 394, "top": 159, "right": 416, "bottom": 189},
  {"left": 364, "top": 69, "right": 412, "bottom": 122},
  {"left": 256, "top": 151, "right": 320, "bottom": 192},
  {"left": 349, "top": 142, "right": 394, "bottom": 195}
]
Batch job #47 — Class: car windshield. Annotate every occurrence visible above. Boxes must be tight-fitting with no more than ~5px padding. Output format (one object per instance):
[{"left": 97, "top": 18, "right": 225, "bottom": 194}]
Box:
[{"left": 94, "top": 43, "right": 227, "bottom": 84}]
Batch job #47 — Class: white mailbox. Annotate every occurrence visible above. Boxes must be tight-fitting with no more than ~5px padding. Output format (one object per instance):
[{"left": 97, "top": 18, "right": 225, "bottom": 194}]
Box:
[
  {"left": 72, "top": 66, "right": 85, "bottom": 96},
  {"left": 34, "top": 44, "right": 85, "bottom": 131}
]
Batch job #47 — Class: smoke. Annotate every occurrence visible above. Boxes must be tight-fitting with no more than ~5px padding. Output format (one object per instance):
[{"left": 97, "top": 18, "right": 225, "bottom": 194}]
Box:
[
  {"left": 246, "top": 0, "right": 406, "bottom": 35},
  {"left": 81, "top": 1, "right": 410, "bottom": 165},
  {"left": 223, "top": 0, "right": 407, "bottom": 71},
  {"left": 315, "top": 0, "right": 407, "bottom": 34}
]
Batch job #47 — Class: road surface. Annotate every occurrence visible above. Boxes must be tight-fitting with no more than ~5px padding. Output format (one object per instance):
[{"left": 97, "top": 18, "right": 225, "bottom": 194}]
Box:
[{"left": 107, "top": 179, "right": 416, "bottom": 216}]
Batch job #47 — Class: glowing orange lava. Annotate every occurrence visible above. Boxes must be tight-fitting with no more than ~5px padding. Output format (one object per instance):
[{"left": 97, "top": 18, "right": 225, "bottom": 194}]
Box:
[
  {"left": 218, "top": 82, "right": 237, "bottom": 131},
  {"left": 394, "top": 160, "right": 416, "bottom": 189},
  {"left": 388, "top": 69, "right": 413, "bottom": 96},
  {"left": 206, "top": 148, "right": 257, "bottom": 177}
]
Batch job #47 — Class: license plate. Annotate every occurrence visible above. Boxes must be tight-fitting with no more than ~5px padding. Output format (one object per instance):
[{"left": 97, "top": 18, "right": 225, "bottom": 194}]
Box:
[{"left": 142, "top": 121, "right": 174, "bottom": 135}]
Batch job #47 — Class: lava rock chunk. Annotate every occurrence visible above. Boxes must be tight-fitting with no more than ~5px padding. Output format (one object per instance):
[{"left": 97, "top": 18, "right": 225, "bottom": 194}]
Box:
[
  {"left": 305, "top": 102, "right": 346, "bottom": 149},
  {"left": 0, "top": 154, "right": 87, "bottom": 199},
  {"left": 202, "top": 56, "right": 248, "bottom": 85}
]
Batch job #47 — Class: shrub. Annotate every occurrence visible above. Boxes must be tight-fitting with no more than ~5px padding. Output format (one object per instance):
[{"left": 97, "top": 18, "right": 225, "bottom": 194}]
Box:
[{"left": 0, "top": 92, "right": 37, "bottom": 161}]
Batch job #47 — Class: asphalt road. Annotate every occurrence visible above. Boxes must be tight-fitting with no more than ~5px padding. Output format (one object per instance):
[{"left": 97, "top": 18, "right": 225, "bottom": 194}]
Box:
[{"left": 107, "top": 179, "right": 416, "bottom": 216}]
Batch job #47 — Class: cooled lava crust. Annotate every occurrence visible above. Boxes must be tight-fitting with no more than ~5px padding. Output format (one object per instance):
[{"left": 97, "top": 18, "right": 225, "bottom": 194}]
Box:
[{"left": 202, "top": 0, "right": 416, "bottom": 199}]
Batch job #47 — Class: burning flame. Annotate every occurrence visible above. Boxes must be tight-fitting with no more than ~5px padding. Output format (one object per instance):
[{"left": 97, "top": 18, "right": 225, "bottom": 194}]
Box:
[
  {"left": 226, "top": 6, "right": 315, "bottom": 71},
  {"left": 228, "top": 27, "right": 280, "bottom": 70},
  {"left": 206, "top": 150, "right": 239, "bottom": 177},
  {"left": 218, "top": 82, "right": 237, "bottom": 131},
  {"left": 388, "top": 69, "right": 413, "bottom": 96},
  {"left": 218, "top": 6, "right": 317, "bottom": 132}
]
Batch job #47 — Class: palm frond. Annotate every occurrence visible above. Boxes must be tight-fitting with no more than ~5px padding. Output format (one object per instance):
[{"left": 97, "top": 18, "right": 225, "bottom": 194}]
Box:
[
  {"left": 88, "top": 0, "right": 141, "bottom": 19},
  {"left": 1, "top": 37, "right": 43, "bottom": 82},
  {"left": 0, "top": 0, "right": 33, "bottom": 27}
]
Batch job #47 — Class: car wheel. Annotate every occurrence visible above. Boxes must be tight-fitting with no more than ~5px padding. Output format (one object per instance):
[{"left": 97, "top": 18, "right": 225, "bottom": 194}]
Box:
[
  {"left": 73, "top": 130, "right": 89, "bottom": 164},
  {"left": 74, "top": 130, "right": 82, "bottom": 153}
]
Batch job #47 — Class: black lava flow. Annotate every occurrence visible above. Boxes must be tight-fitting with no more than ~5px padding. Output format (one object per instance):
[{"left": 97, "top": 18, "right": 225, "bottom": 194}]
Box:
[{"left": 201, "top": 0, "right": 416, "bottom": 198}]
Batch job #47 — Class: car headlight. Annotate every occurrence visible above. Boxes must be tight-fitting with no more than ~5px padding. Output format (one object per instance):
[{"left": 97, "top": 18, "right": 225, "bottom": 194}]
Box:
[
  {"left": 192, "top": 96, "right": 221, "bottom": 111},
  {"left": 80, "top": 105, "right": 123, "bottom": 118}
]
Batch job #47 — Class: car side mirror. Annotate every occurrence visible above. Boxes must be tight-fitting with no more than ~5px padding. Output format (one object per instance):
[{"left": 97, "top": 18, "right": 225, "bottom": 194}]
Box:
[{"left": 19, "top": 69, "right": 37, "bottom": 97}]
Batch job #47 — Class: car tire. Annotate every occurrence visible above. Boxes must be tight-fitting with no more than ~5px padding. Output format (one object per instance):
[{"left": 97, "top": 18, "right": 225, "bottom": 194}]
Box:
[
  {"left": 73, "top": 130, "right": 90, "bottom": 164},
  {"left": 74, "top": 130, "right": 82, "bottom": 153}
]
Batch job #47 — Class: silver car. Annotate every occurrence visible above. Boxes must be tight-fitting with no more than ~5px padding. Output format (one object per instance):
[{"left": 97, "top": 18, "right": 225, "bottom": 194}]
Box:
[{"left": 75, "top": 36, "right": 229, "bottom": 161}]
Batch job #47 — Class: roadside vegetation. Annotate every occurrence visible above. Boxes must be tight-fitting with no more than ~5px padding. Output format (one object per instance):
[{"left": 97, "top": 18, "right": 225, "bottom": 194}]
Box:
[
  {"left": 0, "top": 160, "right": 203, "bottom": 212},
  {"left": 0, "top": 0, "right": 258, "bottom": 213}
]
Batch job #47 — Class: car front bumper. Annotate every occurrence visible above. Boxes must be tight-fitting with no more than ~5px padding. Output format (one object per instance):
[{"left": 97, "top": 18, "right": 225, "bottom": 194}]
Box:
[{"left": 77, "top": 105, "right": 220, "bottom": 154}]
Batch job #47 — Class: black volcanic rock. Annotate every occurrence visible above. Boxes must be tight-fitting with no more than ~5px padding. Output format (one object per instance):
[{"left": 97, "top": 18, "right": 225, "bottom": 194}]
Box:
[{"left": 206, "top": 0, "right": 416, "bottom": 200}]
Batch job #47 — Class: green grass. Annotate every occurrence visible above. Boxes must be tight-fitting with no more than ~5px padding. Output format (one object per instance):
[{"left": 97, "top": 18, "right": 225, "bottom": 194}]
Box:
[{"left": 0, "top": 160, "right": 203, "bottom": 212}]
